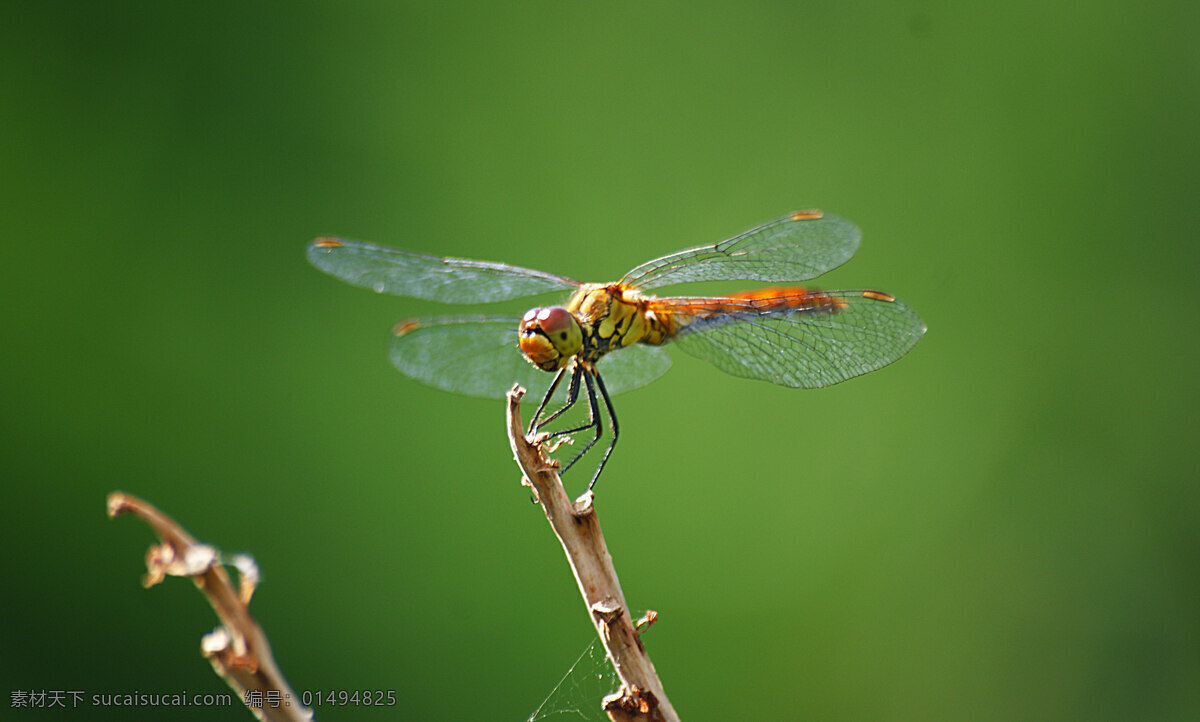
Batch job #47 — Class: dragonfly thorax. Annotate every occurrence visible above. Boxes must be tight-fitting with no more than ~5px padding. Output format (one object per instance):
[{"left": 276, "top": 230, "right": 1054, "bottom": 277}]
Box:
[{"left": 566, "top": 283, "right": 659, "bottom": 362}]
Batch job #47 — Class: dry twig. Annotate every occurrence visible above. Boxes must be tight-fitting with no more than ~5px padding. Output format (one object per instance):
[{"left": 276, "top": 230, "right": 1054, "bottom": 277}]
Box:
[
  {"left": 107, "top": 492, "right": 311, "bottom": 722},
  {"left": 506, "top": 385, "right": 679, "bottom": 722}
]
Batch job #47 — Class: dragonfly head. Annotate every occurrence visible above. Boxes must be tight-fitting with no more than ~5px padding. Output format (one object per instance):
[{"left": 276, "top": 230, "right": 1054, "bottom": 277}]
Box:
[{"left": 519, "top": 306, "right": 583, "bottom": 371}]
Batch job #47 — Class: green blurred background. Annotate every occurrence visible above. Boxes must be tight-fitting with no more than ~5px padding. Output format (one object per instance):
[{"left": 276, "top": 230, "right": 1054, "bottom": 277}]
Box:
[{"left": 3, "top": 1, "right": 1197, "bottom": 720}]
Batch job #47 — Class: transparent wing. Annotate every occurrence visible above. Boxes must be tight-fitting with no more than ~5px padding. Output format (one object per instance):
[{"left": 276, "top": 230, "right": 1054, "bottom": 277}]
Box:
[
  {"left": 388, "top": 317, "right": 671, "bottom": 401},
  {"left": 658, "top": 290, "right": 925, "bottom": 389},
  {"left": 619, "top": 211, "right": 861, "bottom": 290},
  {"left": 307, "top": 238, "right": 579, "bottom": 304}
]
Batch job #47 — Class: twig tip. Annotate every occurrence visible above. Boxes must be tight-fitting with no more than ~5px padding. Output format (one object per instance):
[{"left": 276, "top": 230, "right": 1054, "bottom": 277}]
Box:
[
  {"left": 106, "top": 491, "right": 130, "bottom": 519},
  {"left": 507, "top": 383, "right": 526, "bottom": 402}
]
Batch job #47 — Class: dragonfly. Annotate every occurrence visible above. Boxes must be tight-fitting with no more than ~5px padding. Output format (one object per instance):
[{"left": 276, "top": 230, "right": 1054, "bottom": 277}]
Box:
[{"left": 308, "top": 211, "right": 925, "bottom": 491}]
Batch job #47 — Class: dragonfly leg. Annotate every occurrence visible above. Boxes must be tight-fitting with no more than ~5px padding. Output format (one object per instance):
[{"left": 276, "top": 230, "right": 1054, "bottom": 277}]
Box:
[
  {"left": 532, "top": 365, "right": 584, "bottom": 435},
  {"left": 559, "top": 368, "right": 604, "bottom": 474},
  {"left": 586, "top": 369, "right": 618, "bottom": 492},
  {"left": 528, "top": 366, "right": 570, "bottom": 436},
  {"left": 541, "top": 367, "right": 601, "bottom": 441}
]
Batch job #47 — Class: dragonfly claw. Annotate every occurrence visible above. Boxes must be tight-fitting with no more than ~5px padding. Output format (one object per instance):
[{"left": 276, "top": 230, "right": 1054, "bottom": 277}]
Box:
[{"left": 543, "top": 436, "right": 574, "bottom": 454}]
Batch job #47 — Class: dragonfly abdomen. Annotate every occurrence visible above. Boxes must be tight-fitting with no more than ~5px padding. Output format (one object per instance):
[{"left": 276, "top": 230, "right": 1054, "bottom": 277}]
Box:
[
  {"left": 649, "top": 287, "right": 851, "bottom": 339},
  {"left": 723, "top": 286, "right": 849, "bottom": 314}
]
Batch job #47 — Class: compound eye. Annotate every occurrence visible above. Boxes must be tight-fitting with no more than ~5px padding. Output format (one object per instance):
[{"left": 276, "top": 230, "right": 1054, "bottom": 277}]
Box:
[
  {"left": 520, "top": 307, "right": 542, "bottom": 336},
  {"left": 536, "top": 307, "right": 574, "bottom": 337}
]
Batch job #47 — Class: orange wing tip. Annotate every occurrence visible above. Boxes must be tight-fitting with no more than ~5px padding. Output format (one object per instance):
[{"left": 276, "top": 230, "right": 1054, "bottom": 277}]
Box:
[
  {"left": 393, "top": 319, "right": 422, "bottom": 337},
  {"left": 312, "top": 237, "right": 344, "bottom": 248},
  {"left": 861, "top": 290, "right": 895, "bottom": 302},
  {"left": 790, "top": 210, "right": 824, "bottom": 221}
]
